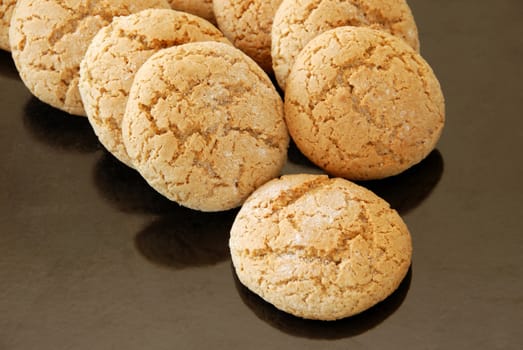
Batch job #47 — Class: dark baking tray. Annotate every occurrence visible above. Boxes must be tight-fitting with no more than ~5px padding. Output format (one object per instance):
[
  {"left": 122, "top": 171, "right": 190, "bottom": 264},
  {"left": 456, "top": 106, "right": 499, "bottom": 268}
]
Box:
[{"left": 1, "top": 0, "right": 522, "bottom": 348}]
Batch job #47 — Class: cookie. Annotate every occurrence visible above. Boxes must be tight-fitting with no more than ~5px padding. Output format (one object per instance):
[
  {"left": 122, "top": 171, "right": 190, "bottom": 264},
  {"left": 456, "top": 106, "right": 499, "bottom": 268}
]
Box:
[
  {"left": 213, "top": 0, "right": 282, "bottom": 72},
  {"left": 167, "top": 0, "right": 214, "bottom": 23},
  {"left": 0, "top": 0, "right": 16, "bottom": 51},
  {"left": 9, "top": 0, "right": 171, "bottom": 116},
  {"left": 272, "top": 0, "right": 419, "bottom": 90},
  {"left": 230, "top": 174, "right": 412, "bottom": 320},
  {"left": 79, "top": 9, "right": 229, "bottom": 168},
  {"left": 285, "top": 27, "right": 445, "bottom": 180},
  {"left": 121, "top": 42, "right": 289, "bottom": 212}
]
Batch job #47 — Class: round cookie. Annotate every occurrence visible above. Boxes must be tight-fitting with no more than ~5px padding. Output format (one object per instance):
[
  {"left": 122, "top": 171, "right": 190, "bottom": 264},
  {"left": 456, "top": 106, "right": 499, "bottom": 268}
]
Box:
[
  {"left": 9, "top": 0, "right": 171, "bottom": 116},
  {"left": 230, "top": 174, "right": 412, "bottom": 320},
  {"left": 285, "top": 27, "right": 445, "bottom": 180},
  {"left": 213, "top": 0, "right": 282, "bottom": 73},
  {"left": 167, "top": 0, "right": 214, "bottom": 23},
  {"left": 122, "top": 42, "right": 289, "bottom": 212},
  {"left": 79, "top": 9, "right": 229, "bottom": 168},
  {"left": 0, "top": 0, "right": 16, "bottom": 51},
  {"left": 272, "top": 0, "right": 419, "bottom": 90}
]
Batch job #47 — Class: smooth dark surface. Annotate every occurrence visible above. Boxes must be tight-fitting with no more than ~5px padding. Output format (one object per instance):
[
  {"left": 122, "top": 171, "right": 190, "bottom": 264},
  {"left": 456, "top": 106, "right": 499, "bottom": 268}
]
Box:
[{"left": 1, "top": 1, "right": 522, "bottom": 349}]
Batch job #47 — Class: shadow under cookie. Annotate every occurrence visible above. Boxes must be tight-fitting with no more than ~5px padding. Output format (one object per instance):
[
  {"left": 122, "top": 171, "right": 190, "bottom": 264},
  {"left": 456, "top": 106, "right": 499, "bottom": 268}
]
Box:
[
  {"left": 284, "top": 144, "right": 444, "bottom": 216},
  {"left": 282, "top": 141, "right": 326, "bottom": 175},
  {"left": 23, "top": 97, "right": 100, "bottom": 153},
  {"left": 135, "top": 209, "right": 238, "bottom": 269},
  {"left": 0, "top": 49, "right": 20, "bottom": 81},
  {"left": 360, "top": 149, "right": 444, "bottom": 215},
  {"left": 233, "top": 266, "right": 412, "bottom": 340},
  {"left": 93, "top": 152, "right": 182, "bottom": 215}
]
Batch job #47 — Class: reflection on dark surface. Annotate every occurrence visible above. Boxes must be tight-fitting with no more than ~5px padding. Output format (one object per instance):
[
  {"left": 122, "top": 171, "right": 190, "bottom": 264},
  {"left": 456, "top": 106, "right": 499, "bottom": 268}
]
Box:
[
  {"left": 135, "top": 209, "right": 237, "bottom": 269},
  {"left": 94, "top": 153, "right": 181, "bottom": 214},
  {"left": 95, "top": 152, "right": 237, "bottom": 268},
  {"left": 234, "top": 267, "right": 412, "bottom": 340},
  {"left": 23, "top": 97, "right": 100, "bottom": 153},
  {"left": 0, "top": 50, "right": 19, "bottom": 80},
  {"left": 361, "top": 150, "right": 444, "bottom": 215}
]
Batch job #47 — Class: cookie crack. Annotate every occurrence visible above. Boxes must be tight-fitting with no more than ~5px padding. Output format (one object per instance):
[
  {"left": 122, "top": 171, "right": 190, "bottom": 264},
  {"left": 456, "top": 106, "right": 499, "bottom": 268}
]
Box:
[
  {"left": 227, "top": 126, "right": 284, "bottom": 150},
  {"left": 123, "top": 31, "right": 191, "bottom": 51},
  {"left": 264, "top": 176, "right": 331, "bottom": 213}
]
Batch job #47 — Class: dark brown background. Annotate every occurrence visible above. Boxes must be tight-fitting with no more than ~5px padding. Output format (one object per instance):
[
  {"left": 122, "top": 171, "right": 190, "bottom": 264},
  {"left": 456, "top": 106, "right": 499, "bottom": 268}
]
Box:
[{"left": 1, "top": 0, "right": 522, "bottom": 348}]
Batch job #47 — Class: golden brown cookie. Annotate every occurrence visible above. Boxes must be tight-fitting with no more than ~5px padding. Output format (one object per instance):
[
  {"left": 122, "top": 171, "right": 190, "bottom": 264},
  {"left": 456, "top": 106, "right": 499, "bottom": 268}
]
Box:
[
  {"left": 121, "top": 42, "right": 289, "bottom": 212},
  {"left": 285, "top": 26, "right": 445, "bottom": 180},
  {"left": 0, "top": 0, "right": 16, "bottom": 51},
  {"left": 9, "top": 0, "right": 170, "bottom": 116},
  {"left": 272, "top": 0, "right": 419, "bottom": 90},
  {"left": 230, "top": 174, "right": 412, "bottom": 320},
  {"left": 79, "top": 9, "right": 229, "bottom": 167},
  {"left": 213, "top": 0, "right": 282, "bottom": 72},
  {"left": 167, "top": 0, "right": 214, "bottom": 23}
]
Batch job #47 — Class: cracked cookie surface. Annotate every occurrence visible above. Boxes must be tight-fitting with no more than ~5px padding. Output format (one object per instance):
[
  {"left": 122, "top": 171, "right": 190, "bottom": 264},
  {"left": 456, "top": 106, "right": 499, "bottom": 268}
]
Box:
[
  {"left": 167, "top": 0, "right": 215, "bottom": 23},
  {"left": 230, "top": 174, "right": 412, "bottom": 320},
  {"left": 0, "top": 0, "right": 16, "bottom": 51},
  {"left": 122, "top": 42, "right": 289, "bottom": 212},
  {"left": 285, "top": 26, "right": 445, "bottom": 180},
  {"left": 79, "top": 9, "right": 229, "bottom": 167},
  {"left": 213, "top": 0, "right": 282, "bottom": 72},
  {"left": 272, "top": 0, "right": 419, "bottom": 90},
  {"left": 9, "top": 0, "right": 170, "bottom": 116}
]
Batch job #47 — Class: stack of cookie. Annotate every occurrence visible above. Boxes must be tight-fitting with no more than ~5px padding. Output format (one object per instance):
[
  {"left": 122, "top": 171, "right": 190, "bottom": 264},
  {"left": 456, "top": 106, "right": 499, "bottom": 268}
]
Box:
[{"left": 2, "top": 0, "right": 445, "bottom": 321}]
